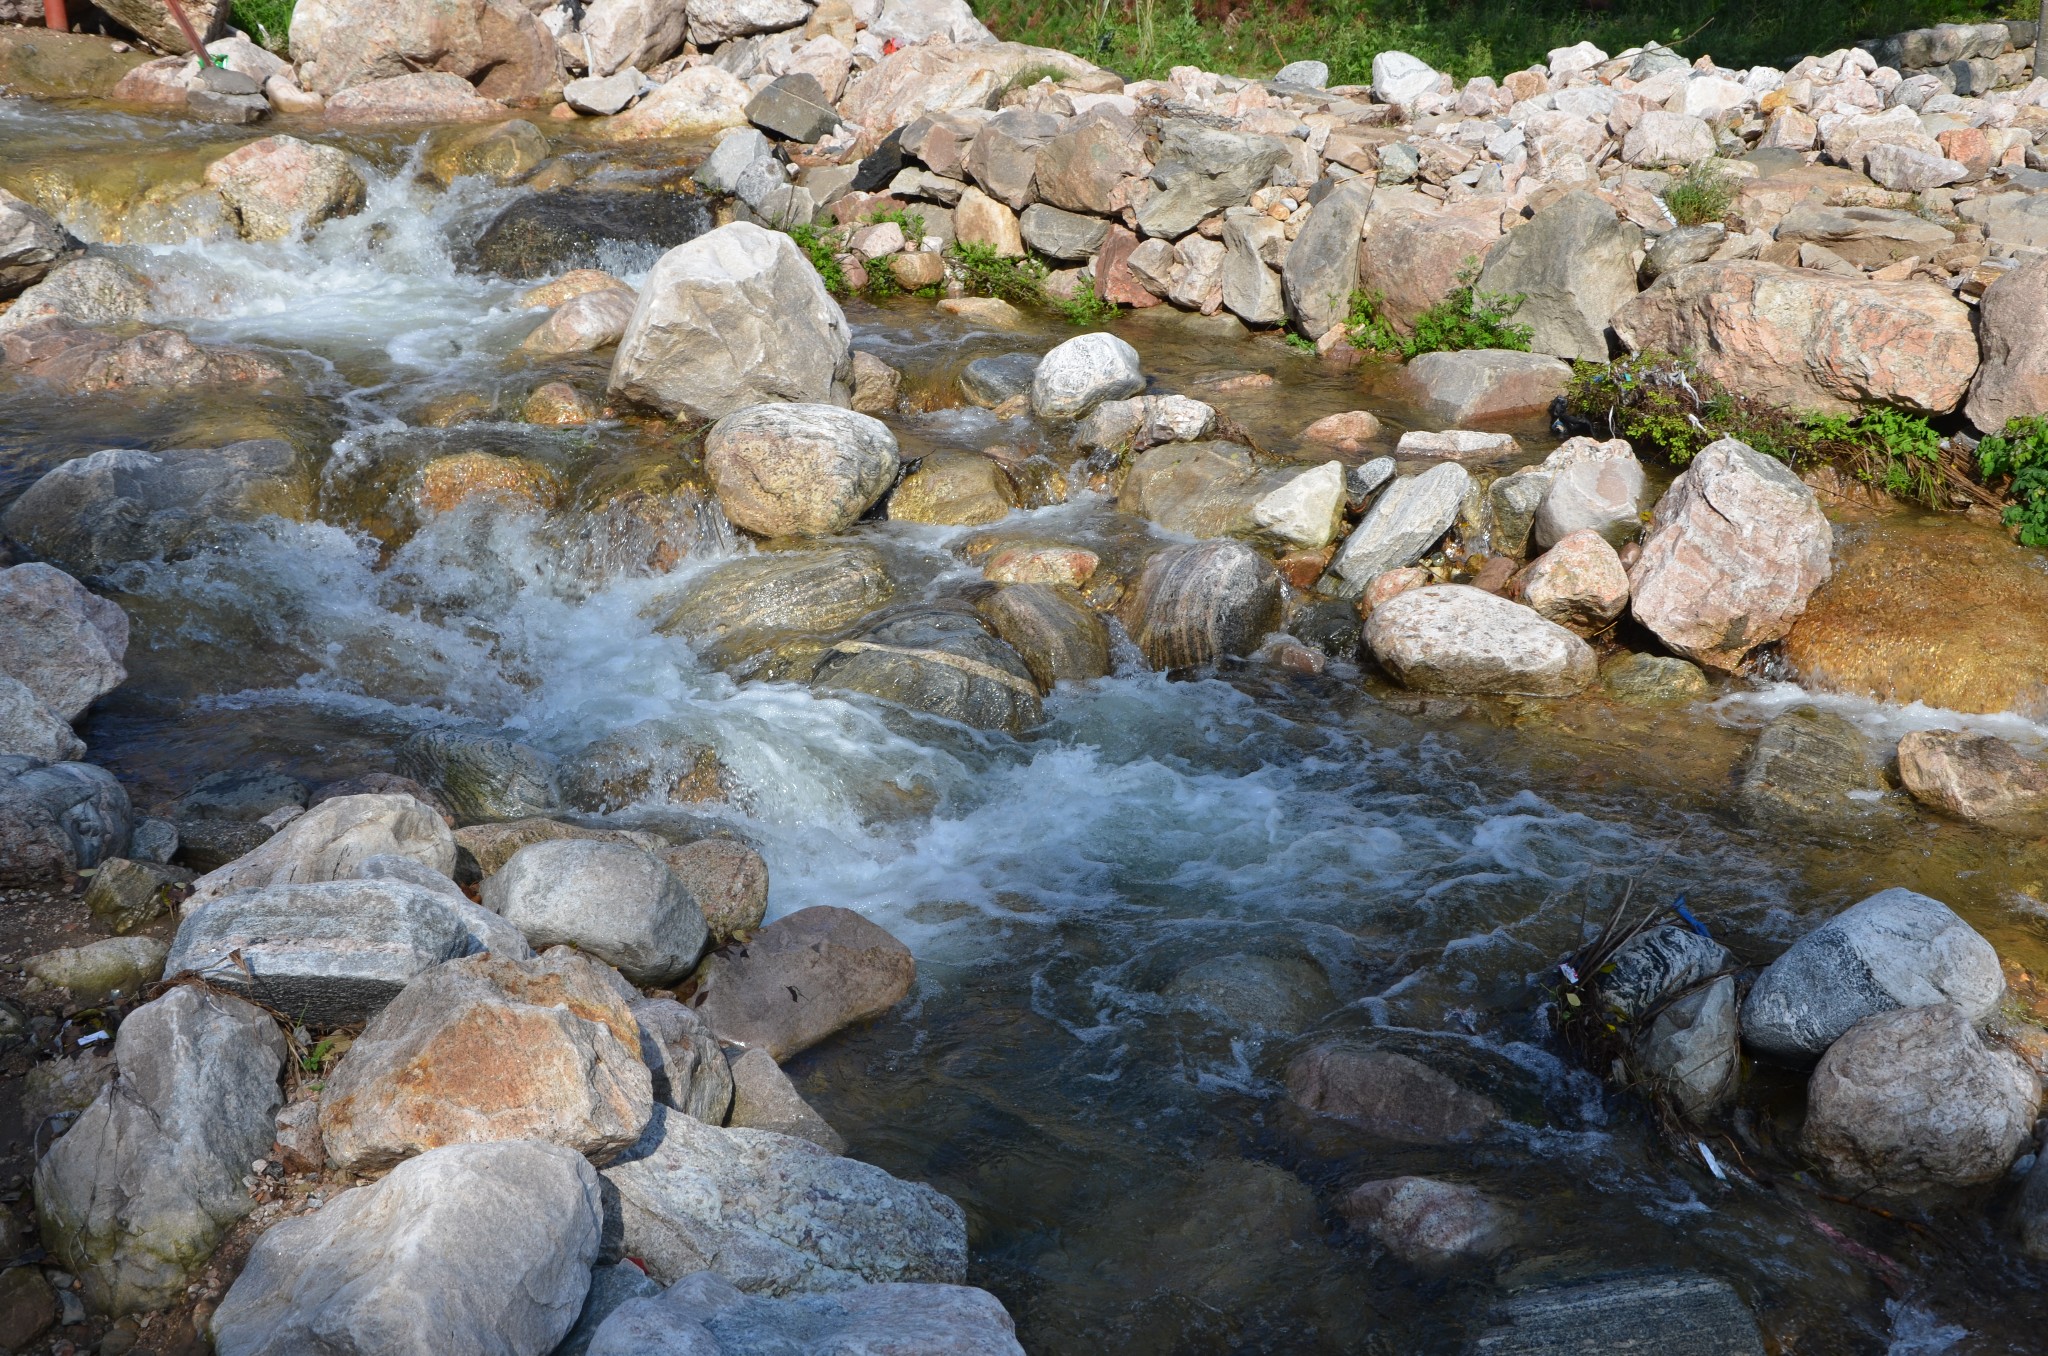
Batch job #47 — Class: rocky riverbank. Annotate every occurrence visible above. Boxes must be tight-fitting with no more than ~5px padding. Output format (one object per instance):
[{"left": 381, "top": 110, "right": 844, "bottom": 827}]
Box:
[{"left": 4, "top": 1, "right": 2048, "bottom": 1353}]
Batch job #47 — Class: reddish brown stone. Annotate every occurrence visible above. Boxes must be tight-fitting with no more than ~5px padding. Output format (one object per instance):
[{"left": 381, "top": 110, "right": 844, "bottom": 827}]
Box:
[{"left": 1093, "top": 226, "right": 1163, "bottom": 308}]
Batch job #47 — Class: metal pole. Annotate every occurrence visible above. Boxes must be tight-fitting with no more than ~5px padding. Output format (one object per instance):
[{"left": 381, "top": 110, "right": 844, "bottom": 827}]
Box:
[
  {"left": 42, "top": 0, "right": 67, "bottom": 32},
  {"left": 161, "top": 0, "right": 212, "bottom": 59}
]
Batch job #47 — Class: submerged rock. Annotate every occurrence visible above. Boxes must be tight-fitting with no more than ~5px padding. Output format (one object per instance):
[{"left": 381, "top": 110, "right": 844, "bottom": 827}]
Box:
[
  {"left": 1366, "top": 585, "right": 1596, "bottom": 697},
  {"left": 1802, "top": 1003, "right": 2039, "bottom": 1195},
  {"left": 36, "top": 987, "right": 284, "bottom": 1316},
  {"left": 703, "top": 403, "right": 899, "bottom": 538},
  {"left": 1285, "top": 1042, "right": 1499, "bottom": 1143},
  {"left": 811, "top": 605, "right": 1041, "bottom": 733},
  {"left": 653, "top": 547, "right": 895, "bottom": 673},
  {"left": 483, "top": 839, "right": 708, "bottom": 986},
  {"left": 1339, "top": 1176, "right": 1512, "bottom": 1265},
  {"left": 1118, "top": 540, "right": 1281, "bottom": 670},
  {"left": 693, "top": 905, "right": 915, "bottom": 1061},
  {"left": 398, "top": 730, "right": 562, "bottom": 823},
  {"left": 1601, "top": 653, "right": 1710, "bottom": 705},
  {"left": 319, "top": 950, "right": 654, "bottom": 1172},
  {"left": 889, "top": 452, "right": 1016, "bottom": 527},
  {"left": 587, "top": 1271, "right": 1024, "bottom": 1356},
  {"left": 472, "top": 190, "right": 715, "bottom": 280},
  {"left": 610, "top": 222, "right": 852, "bottom": 422},
  {"left": 210, "top": 1141, "right": 602, "bottom": 1356},
  {"left": 1471, "top": 1272, "right": 1764, "bottom": 1356},
  {"left": 602, "top": 1105, "right": 967, "bottom": 1290},
  {"left": 1629, "top": 439, "right": 1832, "bottom": 672},
  {"left": 0, "top": 318, "right": 289, "bottom": 395},
  {"left": 1740, "top": 887, "right": 2004, "bottom": 1065},
  {"left": 0, "top": 440, "right": 314, "bottom": 576},
  {"left": 1736, "top": 708, "right": 1899, "bottom": 834}
]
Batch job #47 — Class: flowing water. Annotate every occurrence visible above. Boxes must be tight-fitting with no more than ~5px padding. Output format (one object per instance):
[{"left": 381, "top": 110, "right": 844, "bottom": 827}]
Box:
[{"left": 6, "top": 96, "right": 2048, "bottom": 1353}]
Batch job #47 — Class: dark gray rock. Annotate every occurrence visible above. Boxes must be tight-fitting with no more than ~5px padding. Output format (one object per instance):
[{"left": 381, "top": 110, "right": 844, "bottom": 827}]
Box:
[
  {"left": 959, "top": 352, "right": 1040, "bottom": 407},
  {"left": 36, "top": 986, "right": 285, "bottom": 1316},
  {"left": 168, "top": 768, "right": 308, "bottom": 823},
  {"left": 745, "top": 73, "right": 840, "bottom": 144},
  {"left": 812, "top": 605, "right": 1041, "bottom": 733},
  {"left": 1283, "top": 176, "right": 1373, "bottom": 340},
  {"left": 0, "top": 756, "right": 130, "bottom": 886},
  {"left": 555, "top": 1261, "right": 661, "bottom": 1356},
  {"left": 398, "top": 729, "right": 562, "bottom": 824},
  {"left": 469, "top": 191, "right": 715, "bottom": 279},
  {"left": 632, "top": 997, "right": 733, "bottom": 1126},
  {"left": 1118, "top": 540, "right": 1282, "bottom": 670},
  {"left": 691, "top": 905, "right": 916, "bottom": 1062},
  {"left": 1285, "top": 1042, "right": 1500, "bottom": 1143},
  {"left": 1740, "top": 887, "right": 2005, "bottom": 1065},
  {"left": 1471, "top": 1272, "right": 1764, "bottom": 1355},
  {"left": 1475, "top": 189, "right": 1642, "bottom": 363}
]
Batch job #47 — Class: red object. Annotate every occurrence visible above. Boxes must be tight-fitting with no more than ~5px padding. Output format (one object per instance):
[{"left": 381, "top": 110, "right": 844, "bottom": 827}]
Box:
[
  {"left": 42, "top": 0, "right": 67, "bottom": 32},
  {"left": 883, "top": 38, "right": 900, "bottom": 55}
]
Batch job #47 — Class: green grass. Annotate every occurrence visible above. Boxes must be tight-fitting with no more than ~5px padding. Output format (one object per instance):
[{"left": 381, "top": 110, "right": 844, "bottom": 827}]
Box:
[
  {"left": 1663, "top": 163, "right": 1734, "bottom": 227},
  {"left": 231, "top": 0, "right": 295, "bottom": 53},
  {"left": 977, "top": 0, "right": 2028, "bottom": 86},
  {"left": 1977, "top": 415, "right": 2048, "bottom": 545}
]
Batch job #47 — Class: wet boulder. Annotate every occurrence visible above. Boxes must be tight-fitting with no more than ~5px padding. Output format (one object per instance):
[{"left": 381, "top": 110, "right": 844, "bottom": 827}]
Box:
[
  {"left": 1118, "top": 540, "right": 1281, "bottom": 670},
  {"left": 165, "top": 878, "right": 522, "bottom": 1026},
  {"left": 1803, "top": 1003, "right": 2040, "bottom": 1195},
  {"left": 0, "top": 563, "right": 126, "bottom": 723},
  {"left": 652, "top": 546, "right": 894, "bottom": 673},
  {"left": 420, "top": 118, "right": 550, "bottom": 186},
  {"left": 693, "top": 905, "right": 915, "bottom": 1061},
  {"left": 202, "top": 136, "right": 366, "bottom": 242},
  {"left": 0, "top": 188, "right": 81, "bottom": 299},
  {"left": 1627, "top": 439, "right": 1832, "bottom": 671},
  {"left": 1164, "top": 952, "right": 1335, "bottom": 1034},
  {"left": 483, "top": 839, "right": 708, "bottom": 986},
  {"left": 0, "top": 256, "right": 149, "bottom": 332},
  {"left": 726, "top": 1046, "right": 842, "bottom": 1152},
  {"left": 1474, "top": 190, "right": 1641, "bottom": 363},
  {"left": 0, "top": 757, "right": 131, "bottom": 885},
  {"left": 889, "top": 451, "right": 1017, "bottom": 527},
  {"left": 289, "top": 0, "right": 560, "bottom": 101},
  {"left": 811, "top": 605, "right": 1042, "bottom": 733},
  {"left": 1285, "top": 1042, "right": 1500, "bottom": 1143},
  {"left": 187, "top": 793, "right": 456, "bottom": 904},
  {"left": 1471, "top": 1273, "right": 1764, "bottom": 1356},
  {"left": 1339, "top": 1177, "right": 1512, "bottom": 1265},
  {"left": 610, "top": 223, "right": 852, "bottom": 422},
  {"left": 632, "top": 997, "right": 734, "bottom": 1126},
  {"left": 959, "top": 352, "right": 1040, "bottom": 407},
  {"left": 1740, "top": 887, "right": 2004, "bottom": 1065},
  {"left": 1366, "top": 585, "right": 1597, "bottom": 697},
  {"left": 35, "top": 986, "right": 284, "bottom": 1316},
  {"left": 210, "top": 1141, "right": 602, "bottom": 1356},
  {"left": 319, "top": 950, "right": 654, "bottom": 1172},
  {"left": 1602, "top": 653, "right": 1711, "bottom": 705},
  {"left": 588, "top": 1271, "right": 1023, "bottom": 1356},
  {"left": 0, "top": 441, "right": 314, "bottom": 576},
  {"left": 559, "top": 720, "right": 730, "bottom": 813},
  {"left": 974, "top": 583, "right": 1110, "bottom": 692},
  {"left": 520, "top": 287, "right": 638, "bottom": 354},
  {"left": 1513, "top": 531, "right": 1629, "bottom": 636},
  {"left": 1736, "top": 707, "right": 1900, "bottom": 835},
  {"left": 1030, "top": 331, "right": 1145, "bottom": 420},
  {"left": 1613, "top": 262, "right": 1977, "bottom": 416},
  {"left": 1895, "top": 729, "right": 2048, "bottom": 823},
  {"left": 1326, "top": 463, "right": 1470, "bottom": 596},
  {"left": 703, "top": 403, "right": 898, "bottom": 538},
  {"left": 470, "top": 191, "right": 714, "bottom": 280},
  {"left": 398, "top": 729, "right": 562, "bottom": 823},
  {"left": 602, "top": 1105, "right": 967, "bottom": 1290},
  {"left": 0, "top": 317, "right": 288, "bottom": 395}
]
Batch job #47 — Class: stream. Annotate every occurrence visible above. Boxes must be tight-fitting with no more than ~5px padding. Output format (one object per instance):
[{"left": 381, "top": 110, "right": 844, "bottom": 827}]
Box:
[{"left": 5, "top": 95, "right": 2048, "bottom": 1354}]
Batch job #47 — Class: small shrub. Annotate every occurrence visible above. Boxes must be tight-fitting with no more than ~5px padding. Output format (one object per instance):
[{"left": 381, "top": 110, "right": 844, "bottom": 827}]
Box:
[
  {"left": 231, "top": 0, "right": 295, "bottom": 53},
  {"left": 949, "top": 242, "right": 1051, "bottom": 307},
  {"left": 1053, "top": 286, "right": 1122, "bottom": 328},
  {"left": 1281, "top": 331, "right": 1317, "bottom": 354},
  {"left": 1344, "top": 276, "right": 1530, "bottom": 361},
  {"left": 788, "top": 223, "right": 849, "bottom": 296},
  {"left": 1978, "top": 416, "right": 2048, "bottom": 547},
  {"left": 1663, "top": 163, "right": 1733, "bottom": 228}
]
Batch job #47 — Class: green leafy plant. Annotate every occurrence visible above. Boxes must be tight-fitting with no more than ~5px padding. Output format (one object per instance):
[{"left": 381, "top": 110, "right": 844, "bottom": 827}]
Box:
[
  {"left": 231, "top": 0, "right": 295, "bottom": 53},
  {"left": 949, "top": 242, "right": 1052, "bottom": 306},
  {"left": 1282, "top": 330, "right": 1317, "bottom": 354},
  {"left": 862, "top": 206, "right": 928, "bottom": 243},
  {"left": 1345, "top": 275, "right": 1530, "bottom": 360},
  {"left": 1978, "top": 415, "right": 2048, "bottom": 547},
  {"left": 1053, "top": 287, "right": 1122, "bottom": 327},
  {"left": 1662, "top": 162, "right": 1733, "bottom": 227},
  {"left": 788, "top": 223, "right": 849, "bottom": 296}
]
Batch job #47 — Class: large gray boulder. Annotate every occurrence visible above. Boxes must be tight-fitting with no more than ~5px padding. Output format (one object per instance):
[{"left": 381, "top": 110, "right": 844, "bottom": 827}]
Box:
[
  {"left": 609, "top": 223, "right": 853, "bottom": 423},
  {"left": 0, "top": 675, "right": 86, "bottom": 762},
  {"left": 1965, "top": 256, "right": 2048, "bottom": 435},
  {"left": 588, "top": 1270, "right": 1025, "bottom": 1356},
  {"left": 1802, "top": 1003, "right": 2040, "bottom": 1195},
  {"left": 210, "top": 1140, "right": 602, "bottom": 1356},
  {"left": 1740, "top": 887, "right": 2004, "bottom": 1065},
  {"left": 0, "top": 563, "right": 126, "bottom": 723},
  {"left": 651, "top": 546, "right": 895, "bottom": 674},
  {"left": 1365, "top": 585, "right": 1597, "bottom": 697},
  {"left": 484, "top": 839, "right": 708, "bottom": 986},
  {"left": 1117, "top": 540, "right": 1282, "bottom": 670},
  {"left": 1627, "top": 439, "right": 1832, "bottom": 671},
  {"left": 1031, "top": 331, "right": 1144, "bottom": 419},
  {"left": 1219, "top": 213, "right": 1287, "bottom": 327},
  {"left": 1475, "top": 190, "right": 1641, "bottom": 363},
  {"left": 0, "top": 442, "right": 314, "bottom": 576},
  {"left": 963, "top": 108, "right": 1061, "bottom": 211},
  {"left": 633, "top": 997, "right": 734, "bottom": 1125},
  {"left": 602, "top": 1105, "right": 967, "bottom": 1290},
  {"left": 692, "top": 905, "right": 915, "bottom": 1062},
  {"left": 165, "top": 878, "right": 524, "bottom": 1026},
  {"left": 35, "top": 986, "right": 284, "bottom": 1316},
  {"left": 0, "top": 188, "right": 81, "bottom": 300},
  {"left": 0, "top": 756, "right": 130, "bottom": 885},
  {"left": 1282, "top": 176, "right": 1372, "bottom": 341},
  {"left": 318, "top": 950, "right": 654, "bottom": 1172},
  {"left": 1326, "top": 462, "right": 1470, "bottom": 596},
  {"left": 702, "top": 403, "right": 899, "bottom": 539},
  {"left": 1136, "top": 121, "right": 1290, "bottom": 240},
  {"left": 811, "top": 606, "right": 1042, "bottom": 734},
  {"left": 187, "top": 793, "right": 456, "bottom": 904},
  {"left": 582, "top": 0, "right": 688, "bottom": 78}
]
